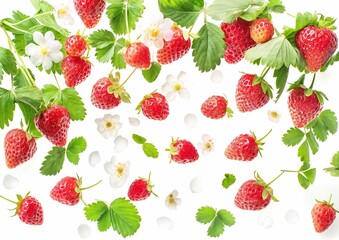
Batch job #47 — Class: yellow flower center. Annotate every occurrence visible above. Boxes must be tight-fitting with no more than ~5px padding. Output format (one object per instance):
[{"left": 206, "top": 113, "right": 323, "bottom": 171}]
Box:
[
  {"left": 40, "top": 47, "right": 50, "bottom": 56},
  {"left": 167, "top": 194, "right": 175, "bottom": 205},
  {"left": 145, "top": 24, "right": 161, "bottom": 41},
  {"left": 115, "top": 163, "right": 126, "bottom": 177},
  {"left": 204, "top": 140, "right": 214, "bottom": 151},
  {"left": 105, "top": 121, "right": 113, "bottom": 128},
  {"left": 270, "top": 111, "right": 279, "bottom": 119},
  {"left": 57, "top": 7, "right": 68, "bottom": 18},
  {"left": 173, "top": 83, "right": 182, "bottom": 91}
]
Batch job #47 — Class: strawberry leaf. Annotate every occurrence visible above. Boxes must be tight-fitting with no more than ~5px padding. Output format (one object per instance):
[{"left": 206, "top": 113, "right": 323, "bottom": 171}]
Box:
[
  {"left": 66, "top": 137, "right": 87, "bottom": 165},
  {"left": 321, "top": 51, "right": 339, "bottom": 72},
  {"left": 158, "top": 0, "right": 204, "bottom": 28},
  {"left": 17, "top": 102, "right": 42, "bottom": 138},
  {"left": 192, "top": 22, "right": 225, "bottom": 72},
  {"left": 40, "top": 146, "right": 66, "bottom": 176},
  {"left": 142, "top": 62, "right": 162, "bottom": 83},
  {"left": 267, "top": 0, "right": 285, "bottom": 13},
  {"left": 222, "top": 173, "right": 236, "bottom": 189},
  {"left": 196, "top": 206, "right": 216, "bottom": 224},
  {"left": 207, "top": 217, "right": 225, "bottom": 237},
  {"left": 106, "top": 0, "right": 145, "bottom": 35},
  {"left": 0, "top": 88, "right": 15, "bottom": 129},
  {"left": 217, "top": 209, "right": 236, "bottom": 226},
  {"left": 13, "top": 69, "right": 32, "bottom": 88},
  {"left": 0, "top": 63, "right": 3, "bottom": 84},
  {"left": 132, "top": 134, "right": 147, "bottom": 144},
  {"left": 303, "top": 168, "right": 316, "bottom": 184},
  {"left": 324, "top": 152, "right": 339, "bottom": 177},
  {"left": 112, "top": 38, "right": 127, "bottom": 69},
  {"left": 282, "top": 128, "right": 305, "bottom": 147},
  {"left": 273, "top": 66, "right": 289, "bottom": 102},
  {"left": 298, "top": 139, "right": 310, "bottom": 163},
  {"left": 0, "top": 47, "right": 17, "bottom": 75},
  {"left": 306, "top": 131, "right": 319, "bottom": 155},
  {"left": 298, "top": 173, "right": 310, "bottom": 189},
  {"left": 307, "top": 110, "right": 338, "bottom": 142},
  {"left": 142, "top": 143, "right": 159, "bottom": 158},
  {"left": 84, "top": 201, "right": 109, "bottom": 222},
  {"left": 14, "top": 86, "right": 42, "bottom": 113}
]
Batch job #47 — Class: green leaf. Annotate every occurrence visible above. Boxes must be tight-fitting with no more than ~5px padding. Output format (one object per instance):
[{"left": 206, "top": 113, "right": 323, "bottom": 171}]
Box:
[
  {"left": 207, "top": 217, "right": 225, "bottom": 238},
  {"left": 40, "top": 146, "right": 66, "bottom": 176},
  {"left": 98, "top": 210, "right": 112, "bottom": 232},
  {"left": 106, "top": 0, "right": 145, "bottom": 35},
  {"left": 274, "top": 66, "right": 289, "bottom": 102},
  {"left": 17, "top": 102, "right": 42, "bottom": 138},
  {"left": 330, "top": 152, "right": 339, "bottom": 167},
  {"left": 324, "top": 152, "right": 339, "bottom": 177},
  {"left": 112, "top": 38, "right": 127, "bottom": 69},
  {"left": 0, "top": 63, "right": 3, "bottom": 83},
  {"left": 196, "top": 206, "right": 216, "bottom": 224},
  {"left": 110, "top": 198, "right": 141, "bottom": 237},
  {"left": 245, "top": 35, "right": 299, "bottom": 69},
  {"left": 321, "top": 51, "right": 339, "bottom": 72},
  {"left": 132, "top": 134, "right": 147, "bottom": 144},
  {"left": 84, "top": 201, "right": 109, "bottom": 222},
  {"left": 2, "top": 11, "right": 39, "bottom": 34},
  {"left": 303, "top": 168, "right": 316, "bottom": 184},
  {"left": 60, "top": 88, "right": 87, "bottom": 121},
  {"left": 217, "top": 209, "right": 236, "bottom": 226},
  {"left": 298, "top": 140, "right": 310, "bottom": 162},
  {"left": 282, "top": 128, "right": 305, "bottom": 147},
  {"left": 66, "top": 137, "right": 87, "bottom": 165},
  {"left": 158, "top": 0, "right": 204, "bottom": 27},
  {"left": 306, "top": 131, "right": 319, "bottom": 155},
  {"left": 14, "top": 86, "right": 42, "bottom": 113},
  {"left": 89, "top": 30, "right": 116, "bottom": 62},
  {"left": 324, "top": 167, "right": 339, "bottom": 177},
  {"left": 13, "top": 69, "right": 31, "bottom": 88},
  {"left": 267, "top": 0, "right": 285, "bottom": 13},
  {"left": 30, "top": 0, "right": 41, "bottom": 10},
  {"left": 142, "top": 62, "right": 162, "bottom": 83},
  {"left": 222, "top": 174, "right": 236, "bottom": 189},
  {"left": 0, "top": 47, "right": 17, "bottom": 75},
  {"left": 0, "top": 88, "right": 15, "bottom": 129},
  {"left": 142, "top": 143, "right": 159, "bottom": 158},
  {"left": 308, "top": 110, "right": 338, "bottom": 142},
  {"left": 192, "top": 22, "right": 225, "bottom": 72},
  {"left": 298, "top": 173, "right": 310, "bottom": 189}
]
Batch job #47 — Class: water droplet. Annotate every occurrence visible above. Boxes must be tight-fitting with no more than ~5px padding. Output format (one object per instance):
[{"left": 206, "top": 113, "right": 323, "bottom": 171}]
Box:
[
  {"left": 114, "top": 136, "right": 128, "bottom": 153},
  {"left": 189, "top": 176, "right": 205, "bottom": 193},
  {"left": 211, "top": 70, "right": 223, "bottom": 84},
  {"left": 156, "top": 217, "right": 174, "bottom": 231},
  {"left": 257, "top": 215, "right": 264, "bottom": 226},
  {"left": 3, "top": 174, "right": 19, "bottom": 190},
  {"left": 88, "top": 151, "right": 100, "bottom": 167},
  {"left": 262, "top": 217, "right": 273, "bottom": 229},
  {"left": 285, "top": 209, "right": 300, "bottom": 224},
  {"left": 129, "top": 117, "right": 140, "bottom": 127},
  {"left": 184, "top": 114, "right": 197, "bottom": 129},
  {"left": 78, "top": 224, "right": 91, "bottom": 238}
]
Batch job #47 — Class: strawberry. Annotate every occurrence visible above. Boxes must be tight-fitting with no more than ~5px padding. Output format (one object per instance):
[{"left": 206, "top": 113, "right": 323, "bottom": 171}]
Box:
[
  {"left": 136, "top": 92, "right": 169, "bottom": 120},
  {"left": 235, "top": 74, "right": 271, "bottom": 112},
  {"left": 221, "top": 18, "right": 257, "bottom": 64},
  {"left": 62, "top": 56, "right": 91, "bottom": 87},
  {"left": 166, "top": 138, "right": 199, "bottom": 164},
  {"left": 4, "top": 129, "right": 37, "bottom": 169},
  {"left": 73, "top": 0, "right": 106, "bottom": 29},
  {"left": 123, "top": 42, "right": 151, "bottom": 70},
  {"left": 35, "top": 105, "right": 71, "bottom": 147},
  {"left": 224, "top": 130, "right": 271, "bottom": 161},
  {"left": 311, "top": 197, "right": 337, "bottom": 233},
  {"left": 201, "top": 95, "right": 233, "bottom": 119},
  {"left": 295, "top": 25, "right": 337, "bottom": 72},
  {"left": 250, "top": 18, "right": 274, "bottom": 43},
  {"left": 65, "top": 34, "right": 88, "bottom": 57},
  {"left": 157, "top": 26, "right": 191, "bottom": 64},
  {"left": 128, "top": 174, "right": 156, "bottom": 201},
  {"left": 91, "top": 77, "right": 121, "bottom": 110}
]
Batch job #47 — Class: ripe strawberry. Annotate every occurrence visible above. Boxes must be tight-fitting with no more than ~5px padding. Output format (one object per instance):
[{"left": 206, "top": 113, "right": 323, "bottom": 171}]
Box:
[
  {"left": 157, "top": 26, "right": 191, "bottom": 64},
  {"left": 91, "top": 77, "right": 121, "bottom": 110},
  {"left": 136, "top": 92, "right": 169, "bottom": 120},
  {"left": 167, "top": 138, "right": 199, "bottom": 164},
  {"left": 295, "top": 25, "right": 337, "bottom": 72},
  {"left": 62, "top": 56, "right": 91, "bottom": 87},
  {"left": 73, "top": 0, "right": 106, "bottom": 28},
  {"left": 17, "top": 196, "right": 43, "bottom": 225},
  {"left": 288, "top": 87, "right": 323, "bottom": 128},
  {"left": 224, "top": 130, "right": 271, "bottom": 161},
  {"left": 236, "top": 74, "right": 271, "bottom": 112},
  {"left": 221, "top": 18, "right": 257, "bottom": 64},
  {"left": 50, "top": 176, "right": 81, "bottom": 206},
  {"left": 4, "top": 129, "right": 37, "bottom": 169},
  {"left": 35, "top": 105, "right": 71, "bottom": 147},
  {"left": 123, "top": 42, "right": 151, "bottom": 69},
  {"left": 312, "top": 198, "right": 337, "bottom": 233},
  {"left": 65, "top": 35, "right": 88, "bottom": 57},
  {"left": 128, "top": 174, "right": 156, "bottom": 201},
  {"left": 250, "top": 18, "right": 274, "bottom": 43},
  {"left": 201, "top": 95, "right": 233, "bottom": 119}
]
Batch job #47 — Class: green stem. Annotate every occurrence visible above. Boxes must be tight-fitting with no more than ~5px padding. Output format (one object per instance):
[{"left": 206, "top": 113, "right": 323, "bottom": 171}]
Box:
[
  {"left": 280, "top": 169, "right": 299, "bottom": 173},
  {"left": 258, "top": 129, "right": 272, "bottom": 142},
  {"left": 1, "top": 21, "right": 30, "bottom": 34},
  {"left": 328, "top": 193, "right": 333, "bottom": 203},
  {"left": 203, "top": 2, "right": 207, "bottom": 23},
  {"left": 309, "top": 73, "right": 317, "bottom": 89},
  {"left": 260, "top": 66, "right": 271, "bottom": 78},
  {"left": 118, "top": 68, "right": 137, "bottom": 89},
  {"left": 53, "top": 73, "right": 61, "bottom": 90},
  {"left": 79, "top": 180, "right": 102, "bottom": 191},
  {"left": 0, "top": 195, "right": 17, "bottom": 204},
  {"left": 7, "top": 11, "right": 54, "bottom": 26},
  {"left": 124, "top": 0, "right": 131, "bottom": 42},
  {"left": 266, "top": 171, "right": 285, "bottom": 187}
]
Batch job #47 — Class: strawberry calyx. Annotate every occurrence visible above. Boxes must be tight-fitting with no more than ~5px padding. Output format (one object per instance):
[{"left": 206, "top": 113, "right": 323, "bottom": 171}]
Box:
[
  {"left": 222, "top": 93, "right": 234, "bottom": 118},
  {"left": 165, "top": 137, "right": 180, "bottom": 162},
  {"left": 254, "top": 171, "right": 281, "bottom": 202},
  {"left": 251, "top": 129, "right": 272, "bottom": 157},
  {"left": 74, "top": 174, "right": 102, "bottom": 205},
  {"left": 315, "top": 194, "right": 339, "bottom": 213},
  {"left": 0, "top": 192, "right": 30, "bottom": 217},
  {"left": 107, "top": 71, "right": 131, "bottom": 103},
  {"left": 143, "top": 172, "right": 158, "bottom": 197},
  {"left": 135, "top": 90, "right": 157, "bottom": 114}
]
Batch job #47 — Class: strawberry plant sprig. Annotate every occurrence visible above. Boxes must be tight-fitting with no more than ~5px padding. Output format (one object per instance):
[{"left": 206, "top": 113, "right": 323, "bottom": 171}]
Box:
[
  {"left": 132, "top": 134, "right": 159, "bottom": 159},
  {"left": 281, "top": 163, "right": 316, "bottom": 189},
  {"left": 324, "top": 152, "right": 339, "bottom": 177}
]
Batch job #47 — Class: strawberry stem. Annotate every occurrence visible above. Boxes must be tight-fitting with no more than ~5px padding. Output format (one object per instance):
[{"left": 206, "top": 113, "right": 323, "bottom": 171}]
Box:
[
  {"left": 309, "top": 73, "right": 317, "bottom": 89},
  {"left": 266, "top": 171, "right": 285, "bottom": 187},
  {"left": 118, "top": 68, "right": 137, "bottom": 89},
  {"left": 260, "top": 66, "right": 271, "bottom": 79},
  {"left": 79, "top": 179, "right": 102, "bottom": 191},
  {"left": 124, "top": 0, "right": 131, "bottom": 42},
  {"left": 257, "top": 129, "right": 272, "bottom": 142},
  {"left": 53, "top": 73, "right": 61, "bottom": 90},
  {"left": 0, "top": 195, "right": 17, "bottom": 204}
]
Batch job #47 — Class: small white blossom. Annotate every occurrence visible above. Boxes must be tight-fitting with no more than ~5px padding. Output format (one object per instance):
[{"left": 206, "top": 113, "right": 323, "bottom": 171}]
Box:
[
  {"left": 162, "top": 71, "right": 190, "bottom": 101},
  {"left": 54, "top": 2, "right": 75, "bottom": 26},
  {"left": 25, "top": 31, "right": 63, "bottom": 70},
  {"left": 95, "top": 114, "right": 122, "bottom": 139},
  {"left": 197, "top": 134, "right": 215, "bottom": 155},
  {"left": 104, "top": 156, "right": 130, "bottom": 188},
  {"left": 165, "top": 190, "right": 181, "bottom": 210},
  {"left": 267, "top": 110, "right": 281, "bottom": 123}
]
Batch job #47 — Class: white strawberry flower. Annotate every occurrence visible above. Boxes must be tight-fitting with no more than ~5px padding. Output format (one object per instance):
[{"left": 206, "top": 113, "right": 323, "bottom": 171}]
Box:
[
  {"left": 165, "top": 190, "right": 181, "bottom": 210},
  {"left": 54, "top": 2, "right": 75, "bottom": 26},
  {"left": 95, "top": 114, "right": 122, "bottom": 139},
  {"left": 104, "top": 156, "right": 130, "bottom": 188},
  {"left": 25, "top": 31, "right": 63, "bottom": 70},
  {"left": 267, "top": 110, "right": 281, "bottom": 123},
  {"left": 197, "top": 134, "right": 215, "bottom": 155},
  {"left": 162, "top": 71, "right": 190, "bottom": 101}
]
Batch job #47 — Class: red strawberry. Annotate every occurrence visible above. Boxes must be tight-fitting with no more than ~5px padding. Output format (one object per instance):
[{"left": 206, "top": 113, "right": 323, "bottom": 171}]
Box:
[
  {"left": 73, "top": 0, "right": 106, "bottom": 29},
  {"left": 201, "top": 95, "right": 233, "bottom": 119},
  {"left": 65, "top": 35, "right": 88, "bottom": 57},
  {"left": 221, "top": 18, "right": 257, "bottom": 64},
  {"left": 157, "top": 26, "right": 191, "bottom": 64},
  {"left": 136, "top": 92, "right": 169, "bottom": 120},
  {"left": 128, "top": 174, "right": 156, "bottom": 201},
  {"left": 236, "top": 74, "right": 271, "bottom": 112},
  {"left": 35, "top": 105, "right": 71, "bottom": 147},
  {"left": 123, "top": 42, "right": 151, "bottom": 69},
  {"left": 224, "top": 130, "right": 271, "bottom": 161},
  {"left": 288, "top": 87, "right": 323, "bottom": 128},
  {"left": 295, "top": 25, "right": 337, "bottom": 72},
  {"left": 4, "top": 129, "right": 37, "bottom": 169},
  {"left": 167, "top": 138, "right": 199, "bottom": 164},
  {"left": 312, "top": 198, "right": 337, "bottom": 233},
  {"left": 91, "top": 77, "right": 121, "bottom": 110},
  {"left": 62, "top": 56, "right": 91, "bottom": 87},
  {"left": 250, "top": 18, "right": 274, "bottom": 43}
]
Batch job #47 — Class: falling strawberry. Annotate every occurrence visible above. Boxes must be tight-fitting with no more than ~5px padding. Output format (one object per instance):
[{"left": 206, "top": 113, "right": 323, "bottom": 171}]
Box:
[
  {"left": 4, "top": 129, "right": 37, "bottom": 169},
  {"left": 35, "top": 105, "right": 71, "bottom": 147},
  {"left": 62, "top": 56, "right": 91, "bottom": 87},
  {"left": 157, "top": 26, "right": 191, "bottom": 64},
  {"left": 311, "top": 196, "right": 338, "bottom": 233},
  {"left": 201, "top": 95, "right": 233, "bottom": 119},
  {"left": 0, "top": 193, "right": 43, "bottom": 225},
  {"left": 65, "top": 34, "right": 88, "bottom": 57},
  {"left": 91, "top": 77, "right": 121, "bottom": 110},
  {"left": 166, "top": 138, "right": 199, "bottom": 164},
  {"left": 123, "top": 42, "right": 151, "bottom": 70},
  {"left": 128, "top": 173, "right": 157, "bottom": 201},
  {"left": 136, "top": 92, "right": 169, "bottom": 120},
  {"left": 236, "top": 74, "right": 272, "bottom": 112},
  {"left": 73, "top": 0, "right": 106, "bottom": 29},
  {"left": 250, "top": 18, "right": 274, "bottom": 43},
  {"left": 225, "top": 130, "right": 271, "bottom": 161}
]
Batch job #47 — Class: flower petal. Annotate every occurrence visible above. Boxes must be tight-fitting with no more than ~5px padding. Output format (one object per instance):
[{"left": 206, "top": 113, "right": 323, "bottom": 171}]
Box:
[
  {"left": 161, "top": 18, "right": 174, "bottom": 30},
  {"left": 44, "top": 31, "right": 56, "bottom": 44},
  {"left": 177, "top": 71, "right": 188, "bottom": 82},
  {"left": 103, "top": 114, "right": 114, "bottom": 121},
  {"left": 166, "top": 91, "right": 177, "bottom": 101},
  {"left": 95, "top": 118, "right": 104, "bottom": 125},
  {"left": 171, "top": 190, "right": 179, "bottom": 197},
  {"left": 178, "top": 88, "right": 190, "bottom": 100},
  {"left": 49, "top": 40, "right": 62, "bottom": 52},
  {"left": 111, "top": 115, "right": 121, "bottom": 122},
  {"left": 49, "top": 51, "right": 63, "bottom": 63},
  {"left": 33, "top": 31, "right": 45, "bottom": 45},
  {"left": 109, "top": 174, "right": 128, "bottom": 188},
  {"left": 154, "top": 38, "right": 164, "bottom": 49},
  {"left": 25, "top": 43, "right": 39, "bottom": 56},
  {"left": 30, "top": 53, "right": 43, "bottom": 66},
  {"left": 202, "top": 134, "right": 211, "bottom": 143},
  {"left": 101, "top": 131, "right": 111, "bottom": 139},
  {"left": 161, "top": 82, "right": 172, "bottom": 93},
  {"left": 104, "top": 159, "right": 115, "bottom": 175},
  {"left": 162, "top": 30, "right": 174, "bottom": 41},
  {"left": 42, "top": 57, "right": 53, "bottom": 70},
  {"left": 166, "top": 74, "right": 175, "bottom": 83}
]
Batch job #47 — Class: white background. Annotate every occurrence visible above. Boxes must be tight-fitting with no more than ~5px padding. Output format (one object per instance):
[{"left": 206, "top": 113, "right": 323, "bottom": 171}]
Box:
[{"left": 1, "top": 0, "right": 339, "bottom": 240}]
